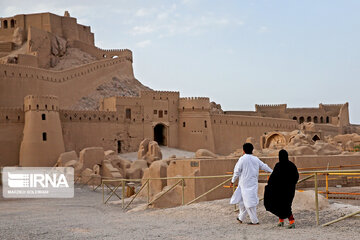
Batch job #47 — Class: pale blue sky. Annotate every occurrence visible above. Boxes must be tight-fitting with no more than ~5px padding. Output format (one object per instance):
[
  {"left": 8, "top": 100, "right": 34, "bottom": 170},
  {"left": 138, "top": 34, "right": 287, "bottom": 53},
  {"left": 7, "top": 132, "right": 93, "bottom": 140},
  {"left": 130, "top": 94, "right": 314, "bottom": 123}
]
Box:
[{"left": 2, "top": 0, "right": 360, "bottom": 123}]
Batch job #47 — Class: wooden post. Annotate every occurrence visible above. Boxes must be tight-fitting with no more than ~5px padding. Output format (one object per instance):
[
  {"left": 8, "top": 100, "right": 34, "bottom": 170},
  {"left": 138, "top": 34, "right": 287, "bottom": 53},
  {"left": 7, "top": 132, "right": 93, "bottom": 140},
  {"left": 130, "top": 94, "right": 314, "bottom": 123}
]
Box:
[
  {"left": 322, "top": 210, "right": 360, "bottom": 227},
  {"left": 187, "top": 177, "right": 231, "bottom": 205},
  {"left": 122, "top": 180, "right": 125, "bottom": 209},
  {"left": 181, "top": 178, "right": 185, "bottom": 205},
  {"left": 314, "top": 173, "right": 319, "bottom": 225},
  {"left": 147, "top": 179, "right": 150, "bottom": 204},
  {"left": 325, "top": 173, "right": 329, "bottom": 199}
]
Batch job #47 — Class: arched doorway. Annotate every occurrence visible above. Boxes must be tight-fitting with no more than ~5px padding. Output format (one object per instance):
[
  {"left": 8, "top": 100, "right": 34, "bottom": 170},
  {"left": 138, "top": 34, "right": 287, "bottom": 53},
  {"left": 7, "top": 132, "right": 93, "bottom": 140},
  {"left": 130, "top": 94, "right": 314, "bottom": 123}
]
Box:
[
  {"left": 265, "top": 133, "right": 286, "bottom": 149},
  {"left": 154, "top": 124, "right": 167, "bottom": 146}
]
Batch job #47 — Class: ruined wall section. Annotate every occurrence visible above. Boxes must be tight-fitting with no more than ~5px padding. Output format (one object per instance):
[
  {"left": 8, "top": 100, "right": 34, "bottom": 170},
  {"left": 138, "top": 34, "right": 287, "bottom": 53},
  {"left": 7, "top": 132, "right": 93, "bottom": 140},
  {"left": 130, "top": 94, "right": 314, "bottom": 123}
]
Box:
[
  {"left": 0, "top": 12, "right": 94, "bottom": 45},
  {"left": 68, "top": 40, "right": 132, "bottom": 61},
  {"left": 0, "top": 56, "right": 134, "bottom": 109},
  {"left": 210, "top": 114, "right": 298, "bottom": 155},
  {"left": 60, "top": 109, "right": 145, "bottom": 154}
]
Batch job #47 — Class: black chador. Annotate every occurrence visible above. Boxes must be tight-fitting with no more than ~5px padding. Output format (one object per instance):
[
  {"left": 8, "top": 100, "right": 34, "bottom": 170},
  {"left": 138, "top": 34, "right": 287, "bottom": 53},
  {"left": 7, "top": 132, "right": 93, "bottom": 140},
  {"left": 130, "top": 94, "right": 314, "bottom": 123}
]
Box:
[{"left": 264, "top": 149, "right": 299, "bottom": 219}]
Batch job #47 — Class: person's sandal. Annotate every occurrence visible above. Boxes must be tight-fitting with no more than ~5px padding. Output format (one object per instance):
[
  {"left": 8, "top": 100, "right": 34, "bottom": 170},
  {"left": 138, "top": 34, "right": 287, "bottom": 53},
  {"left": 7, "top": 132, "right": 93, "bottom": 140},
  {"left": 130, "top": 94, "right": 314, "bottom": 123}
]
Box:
[
  {"left": 277, "top": 222, "right": 284, "bottom": 227},
  {"left": 236, "top": 217, "right": 242, "bottom": 223},
  {"left": 287, "top": 223, "right": 295, "bottom": 229},
  {"left": 247, "top": 222, "right": 260, "bottom": 225}
]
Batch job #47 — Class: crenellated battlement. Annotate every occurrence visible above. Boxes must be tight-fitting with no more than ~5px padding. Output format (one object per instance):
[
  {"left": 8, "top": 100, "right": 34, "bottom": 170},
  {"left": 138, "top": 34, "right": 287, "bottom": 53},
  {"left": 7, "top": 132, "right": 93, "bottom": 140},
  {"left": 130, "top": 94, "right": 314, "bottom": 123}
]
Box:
[
  {"left": 179, "top": 97, "right": 210, "bottom": 110},
  {"left": 68, "top": 40, "right": 133, "bottom": 62},
  {"left": 210, "top": 113, "right": 298, "bottom": 129},
  {"left": 59, "top": 109, "right": 122, "bottom": 122},
  {"left": 0, "top": 107, "right": 24, "bottom": 123},
  {"left": 24, "top": 95, "right": 59, "bottom": 112},
  {"left": 0, "top": 56, "right": 131, "bottom": 83}
]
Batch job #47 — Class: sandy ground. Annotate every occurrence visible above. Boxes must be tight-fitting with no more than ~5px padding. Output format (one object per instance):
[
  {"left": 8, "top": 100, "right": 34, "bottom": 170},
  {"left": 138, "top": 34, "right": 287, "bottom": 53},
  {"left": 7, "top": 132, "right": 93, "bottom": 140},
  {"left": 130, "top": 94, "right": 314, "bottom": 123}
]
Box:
[
  {"left": 119, "top": 147, "right": 195, "bottom": 162},
  {"left": 1, "top": 185, "right": 359, "bottom": 240}
]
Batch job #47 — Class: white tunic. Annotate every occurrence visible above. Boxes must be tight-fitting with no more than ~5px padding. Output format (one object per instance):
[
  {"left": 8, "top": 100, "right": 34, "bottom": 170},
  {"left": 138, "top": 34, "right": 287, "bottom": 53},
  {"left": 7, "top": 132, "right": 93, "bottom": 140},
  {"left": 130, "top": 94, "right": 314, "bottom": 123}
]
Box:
[{"left": 230, "top": 154, "right": 273, "bottom": 208}]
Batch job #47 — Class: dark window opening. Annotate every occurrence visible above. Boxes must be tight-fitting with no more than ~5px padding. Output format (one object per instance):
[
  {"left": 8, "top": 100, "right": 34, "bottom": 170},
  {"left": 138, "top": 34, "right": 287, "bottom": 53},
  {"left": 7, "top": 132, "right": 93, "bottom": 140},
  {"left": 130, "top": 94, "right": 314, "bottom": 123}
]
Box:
[
  {"left": 326, "top": 116, "right": 330, "bottom": 123},
  {"left": 164, "top": 110, "right": 168, "bottom": 115},
  {"left": 126, "top": 108, "right": 131, "bottom": 119},
  {"left": 312, "top": 135, "right": 320, "bottom": 142},
  {"left": 10, "top": 19, "right": 15, "bottom": 28},
  {"left": 159, "top": 110, "right": 163, "bottom": 118},
  {"left": 183, "top": 122, "right": 186, "bottom": 127},
  {"left": 42, "top": 132, "right": 47, "bottom": 141},
  {"left": 307, "top": 116, "right": 312, "bottom": 122},
  {"left": 154, "top": 110, "right": 157, "bottom": 114},
  {"left": 36, "top": 104, "right": 39, "bottom": 110},
  {"left": 293, "top": 116, "right": 297, "bottom": 121},
  {"left": 204, "top": 120, "right": 207, "bottom": 128},
  {"left": 41, "top": 114, "right": 46, "bottom": 120},
  {"left": 313, "top": 116, "right": 318, "bottom": 123},
  {"left": 6, "top": 116, "right": 9, "bottom": 120},
  {"left": 117, "top": 141, "right": 122, "bottom": 153},
  {"left": 45, "top": 104, "right": 47, "bottom": 109},
  {"left": 3, "top": 20, "right": 8, "bottom": 29},
  {"left": 320, "top": 117, "right": 324, "bottom": 123},
  {"left": 299, "top": 116, "right": 305, "bottom": 124}
]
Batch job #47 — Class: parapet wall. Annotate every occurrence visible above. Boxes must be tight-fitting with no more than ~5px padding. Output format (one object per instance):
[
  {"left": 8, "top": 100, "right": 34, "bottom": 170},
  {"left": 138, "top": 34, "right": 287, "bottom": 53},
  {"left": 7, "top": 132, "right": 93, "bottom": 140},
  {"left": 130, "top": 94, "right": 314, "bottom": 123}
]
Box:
[
  {"left": 0, "top": 108, "right": 24, "bottom": 123},
  {"left": 0, "top": 56, "right": 134, "bottom": 108},
  {"left": 179, "top": 97, "right": 210, "bottom": 110},
  {"left": 24, "top": 95, "right": 59, "bottom": 112},
  {"left": 210, "top": 114, "right": 298, "bottom": 154},
  {"left": 59, "top": 109, "right": 120, "bottom": 122},
  {"left": 68, "top": 40, "right": 132, "bottom": 61}
]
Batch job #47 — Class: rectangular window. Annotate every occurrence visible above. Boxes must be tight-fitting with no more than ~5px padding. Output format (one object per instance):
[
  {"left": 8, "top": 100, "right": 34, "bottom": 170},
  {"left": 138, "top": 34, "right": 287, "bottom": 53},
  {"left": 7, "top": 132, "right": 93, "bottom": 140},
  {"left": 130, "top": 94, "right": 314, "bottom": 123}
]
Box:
[
  {"left": 42, "top": 114, "right": 46, "bottom": 120},
  {"left": 125, "top": 108, "right": 131, "bottom": 119},
  {"left": 42, "top": 132, "right": 47, "bottom": 141},
  {"left": 154, "top": 110, "right": 157, "bottom": 114},
  {"left": 164, "top": 110, "right": 168, "bottom": 115},
  {"left": 183, "top": 122, "right": 186, "bottom": 127},
  {"left": 159, "top": 110, "right": 163, "bottom": 118}
]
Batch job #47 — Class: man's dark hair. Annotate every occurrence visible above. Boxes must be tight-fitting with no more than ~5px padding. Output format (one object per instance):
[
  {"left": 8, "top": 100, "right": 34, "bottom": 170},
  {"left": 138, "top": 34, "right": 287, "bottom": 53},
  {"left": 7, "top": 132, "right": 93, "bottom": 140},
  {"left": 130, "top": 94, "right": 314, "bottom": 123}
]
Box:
[{"left": 243, "top": 143, "right": 254, "bottom": 154}]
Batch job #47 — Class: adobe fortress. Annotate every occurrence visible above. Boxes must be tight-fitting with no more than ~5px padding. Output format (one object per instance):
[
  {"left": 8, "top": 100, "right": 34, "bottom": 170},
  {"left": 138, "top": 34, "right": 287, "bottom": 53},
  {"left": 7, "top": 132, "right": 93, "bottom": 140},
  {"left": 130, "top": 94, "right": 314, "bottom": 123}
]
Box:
[{"left": 0, "top": 12, "right": 359, "bottom": 167}]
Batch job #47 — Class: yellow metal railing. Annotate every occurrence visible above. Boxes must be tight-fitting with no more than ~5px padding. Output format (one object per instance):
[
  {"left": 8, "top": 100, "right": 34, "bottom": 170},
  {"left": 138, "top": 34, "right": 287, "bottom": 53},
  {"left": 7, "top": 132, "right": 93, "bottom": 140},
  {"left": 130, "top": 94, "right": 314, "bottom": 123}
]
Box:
[{"left": 99, "top": 169, "right": 360, "bottom": 227}]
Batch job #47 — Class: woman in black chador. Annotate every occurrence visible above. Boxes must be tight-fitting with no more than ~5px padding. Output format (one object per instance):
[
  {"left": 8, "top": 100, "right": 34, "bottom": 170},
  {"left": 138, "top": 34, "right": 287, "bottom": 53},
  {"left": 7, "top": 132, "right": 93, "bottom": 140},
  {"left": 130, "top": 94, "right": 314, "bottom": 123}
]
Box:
[{"left": 264, "top": 149, "right": 299, "bottom": 229}]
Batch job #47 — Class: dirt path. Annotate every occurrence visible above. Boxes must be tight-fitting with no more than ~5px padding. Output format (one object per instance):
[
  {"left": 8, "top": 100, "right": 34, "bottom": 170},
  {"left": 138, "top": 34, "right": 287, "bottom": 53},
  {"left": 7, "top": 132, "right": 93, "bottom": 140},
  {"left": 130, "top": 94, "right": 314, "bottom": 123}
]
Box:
[{"left": 1, "top": 186, "right": 359, "bottom": 240}]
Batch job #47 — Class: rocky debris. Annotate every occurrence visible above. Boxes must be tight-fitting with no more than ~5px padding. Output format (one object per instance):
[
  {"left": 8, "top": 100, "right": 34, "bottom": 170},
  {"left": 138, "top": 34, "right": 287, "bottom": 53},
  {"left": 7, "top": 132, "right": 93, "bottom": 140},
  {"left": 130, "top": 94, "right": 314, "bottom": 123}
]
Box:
[
  {"left": 210, "top": 101, "right": 223, "bottom": 114},
  {"left": 79, "top": 147, "right": 104, "bottom": 170},
  {"left": 70, "top": 76, "right": 151, "bottom": 110},
  {"left": 102, "top": 159, "right": 122, "bottom": 179},
  {"left": 195, "top": 149, "right": 217, "bottom": 158},
  {"left": 12, "top": 27, "right": 26, "bottom": 46},
  {"left": 50, "top": 47, "right": 97, "bottom": 70},
  {"left": 55, "top": 150, "right": 78, "bottom": 167},
  {"left": 126, "top": 160, "right": 148, "bottom": 179},
  {"left": 137, "top": 139, "right": 162, "bottom": 164},
  {"left": 80, "top": 164, "right": 101, "bottom": 185}
]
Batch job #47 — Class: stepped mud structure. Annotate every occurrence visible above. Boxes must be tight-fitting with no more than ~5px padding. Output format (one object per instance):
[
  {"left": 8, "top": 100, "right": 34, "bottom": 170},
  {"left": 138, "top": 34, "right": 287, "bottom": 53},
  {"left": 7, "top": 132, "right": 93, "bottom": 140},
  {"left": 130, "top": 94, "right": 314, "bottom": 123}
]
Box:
[{"left": 1, "top": 11, "right": 360, "bottom": 169}]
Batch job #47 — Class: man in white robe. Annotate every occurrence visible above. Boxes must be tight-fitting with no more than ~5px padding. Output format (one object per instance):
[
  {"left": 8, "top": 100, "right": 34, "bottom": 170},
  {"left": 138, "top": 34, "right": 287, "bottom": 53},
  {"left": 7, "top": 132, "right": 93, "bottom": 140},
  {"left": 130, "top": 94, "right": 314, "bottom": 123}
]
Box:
[{"left": 230, "top": 143, "right": 273, "bottom": 224}]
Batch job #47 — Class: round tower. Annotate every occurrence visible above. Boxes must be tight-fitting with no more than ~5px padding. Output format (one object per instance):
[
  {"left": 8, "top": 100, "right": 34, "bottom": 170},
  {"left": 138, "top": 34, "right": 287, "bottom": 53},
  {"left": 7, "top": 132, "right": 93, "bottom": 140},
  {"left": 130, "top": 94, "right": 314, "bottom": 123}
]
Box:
[{"left": 19, "top": 95, "right": 65, "bottom": 167}]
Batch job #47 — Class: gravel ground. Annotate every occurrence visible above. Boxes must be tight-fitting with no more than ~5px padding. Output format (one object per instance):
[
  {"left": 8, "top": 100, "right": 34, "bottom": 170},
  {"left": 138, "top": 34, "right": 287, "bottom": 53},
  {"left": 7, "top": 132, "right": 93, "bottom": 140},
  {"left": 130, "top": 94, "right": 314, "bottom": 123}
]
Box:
[{"left": 0, "top": 186, "right": 359, "bottom": 240}]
